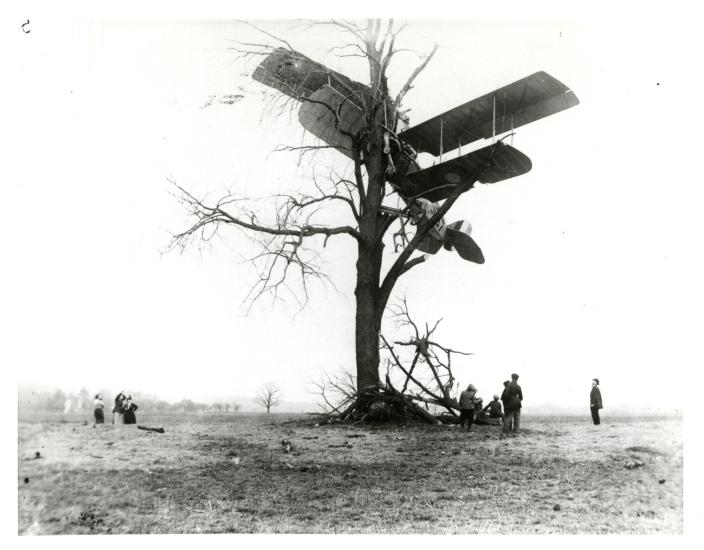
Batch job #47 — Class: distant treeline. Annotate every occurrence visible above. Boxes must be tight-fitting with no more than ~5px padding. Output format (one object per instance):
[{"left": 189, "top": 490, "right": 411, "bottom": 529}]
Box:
[{"left": 18, "top": 388, "right": 242, "bottom": 415}]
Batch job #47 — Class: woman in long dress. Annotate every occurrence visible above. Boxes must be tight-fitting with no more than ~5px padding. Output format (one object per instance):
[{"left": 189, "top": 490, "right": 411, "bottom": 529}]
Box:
[
  {"left": 123, "top": 396, "right": 138, "bottom": 425},
  {"left": 93, "top": 394, "right": 105, "bottom": 424},
  {"left": 113, "top": 392, "right": 125, "bottom": 424}
]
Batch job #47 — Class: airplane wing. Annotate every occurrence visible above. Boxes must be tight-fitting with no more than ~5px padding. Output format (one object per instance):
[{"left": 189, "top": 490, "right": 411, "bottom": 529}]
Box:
[
  {"left": 252, "top": 47, "right": 368, "bottom": 105},
  {"left": 397, "top": 142, "right": 532, "bottom": 202},
  {"left": 298, "top": 85, "right": 366, "bottom": 159},
  {"left": 397, "top": 72, "right": 579, "bottom": 156}
]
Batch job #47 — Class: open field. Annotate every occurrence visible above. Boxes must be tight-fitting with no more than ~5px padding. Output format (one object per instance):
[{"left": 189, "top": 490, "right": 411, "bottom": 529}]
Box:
[{"left": 18, "top": 413, "right": 682, "bottom": 534}]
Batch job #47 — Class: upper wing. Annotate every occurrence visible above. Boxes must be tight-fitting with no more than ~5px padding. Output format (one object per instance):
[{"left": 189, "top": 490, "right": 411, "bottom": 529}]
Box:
[
  {"left": 252, "top": 47, "right": 368, "bottom": 105},
  {"left": 397, "top": 72, "right": 579, "bottom": 156},
  {"left": 298, "top": 85, "right": 366, "bottom": 159},
  {"left": 396, "top": 142, "right": 532, "bottom": 202}
]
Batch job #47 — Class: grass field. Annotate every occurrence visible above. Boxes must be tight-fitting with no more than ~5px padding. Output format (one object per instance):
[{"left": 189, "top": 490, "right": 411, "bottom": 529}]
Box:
[{"left": 17, "top": 413, "right": 682, "bottom": 534}]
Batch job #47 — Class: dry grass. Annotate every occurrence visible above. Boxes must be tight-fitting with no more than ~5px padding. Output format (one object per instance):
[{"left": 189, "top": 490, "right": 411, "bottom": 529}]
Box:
[{"left": 17, "top": 413, "right": 682, "bottom": 534}]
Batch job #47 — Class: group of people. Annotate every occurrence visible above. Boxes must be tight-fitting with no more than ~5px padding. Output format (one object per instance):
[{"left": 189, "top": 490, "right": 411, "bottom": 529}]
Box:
[
  {"left": 92, "top": 392, "right": 138, "bottom": 425},
  {"left": 458, "top": 373, "right": 523, "bottom": 433},
  {"left": 458, "top": 375, "right": 604, "bottom": 432}
]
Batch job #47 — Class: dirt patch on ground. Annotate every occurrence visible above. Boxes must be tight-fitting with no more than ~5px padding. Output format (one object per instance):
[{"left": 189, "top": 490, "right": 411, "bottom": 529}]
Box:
[{"left": 17, "top": 414, "right": 682, "bottom": 534}]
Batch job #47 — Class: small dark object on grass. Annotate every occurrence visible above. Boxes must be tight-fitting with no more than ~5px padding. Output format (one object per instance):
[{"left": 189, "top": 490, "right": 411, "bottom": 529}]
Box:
[
  {"left": 553, "top": 504, "right": 561, "bottom": 511},
  {"left": 346, "top": 433, "right": 366, "bottom": 438},
  {"left": 659, "top": 479, "right": 666, "bottom": 484},
  {"left": 281, "top": 439, "right": 294, "bottom": 453},
  {"left": 34, "top": 452, "right": 41, "bottom": 459},
  {"left": 137, "top": 426, "right": 165, "bottom": 434},
  {"left": 24, "top": 477, "right": 29, "bottom": 484}
]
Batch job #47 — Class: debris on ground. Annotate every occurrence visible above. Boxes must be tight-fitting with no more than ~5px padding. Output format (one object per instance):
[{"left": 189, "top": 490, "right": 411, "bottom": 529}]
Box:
[
  {"left": 328, "top": 441, "right": 353, "bottom": 448},
  {"left": 345, "top": 433, "right": 366, "bottom": 438},
  {"left": 137, "top": 426, "right": 165, "bottom": 434},
  {"left": 553, "top": 504, "right": 561, "bottom": 511},
  {"left": 281, "top": 439, "right": 294, "bottom": 453},
  {"left": 625, "top": 459, "right": 645, "bottom": 469}
]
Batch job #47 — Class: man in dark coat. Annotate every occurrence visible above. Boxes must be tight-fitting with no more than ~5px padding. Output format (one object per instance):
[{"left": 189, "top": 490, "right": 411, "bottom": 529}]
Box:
[
  {"left": 502, "top": 373, "right": 523, "bottom": 434},
  {"left": 500, "top": 381, "right": 511, "bottom": 429},
  {"left": 458, "top": 384, "right": 478, "bottom": 432},
  {"left": 590, "top": 378, "right": 603, "bottom": 425}
]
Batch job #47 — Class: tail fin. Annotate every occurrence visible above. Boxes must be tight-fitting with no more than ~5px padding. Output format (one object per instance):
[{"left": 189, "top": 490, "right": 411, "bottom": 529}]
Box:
[{"left": 445, "top": 221, "right": 485, "bottom": 264}]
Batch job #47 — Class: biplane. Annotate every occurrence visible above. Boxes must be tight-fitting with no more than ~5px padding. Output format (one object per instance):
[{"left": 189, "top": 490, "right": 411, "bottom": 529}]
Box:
[{"left": 252, "top": 48, "right": 579, "bottom": 263}]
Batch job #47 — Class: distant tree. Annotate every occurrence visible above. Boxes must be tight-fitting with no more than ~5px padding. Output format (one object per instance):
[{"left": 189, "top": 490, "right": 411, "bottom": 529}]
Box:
[
  {"left": 49, "top": 389, "right": 66, "bottom": 412},
  {"left": 232, "top": 402, "right": 241, "bottom": 414},
  {"left": 178, "top": 399, "right": 198, "bottom": 414},
  {"left": 213, "top": 403, "right": 224, "bottom": 413},
  {"left": 77, "top": 387, "right": 90, "bottom": 411},
  {"left": 254, "top": 383, "right": 282, "bottom": 413}
]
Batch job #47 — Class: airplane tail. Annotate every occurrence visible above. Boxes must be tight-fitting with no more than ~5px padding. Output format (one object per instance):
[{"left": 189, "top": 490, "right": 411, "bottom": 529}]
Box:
[{"left": 444, "top": 221, "right": 485, "bottom": 264}]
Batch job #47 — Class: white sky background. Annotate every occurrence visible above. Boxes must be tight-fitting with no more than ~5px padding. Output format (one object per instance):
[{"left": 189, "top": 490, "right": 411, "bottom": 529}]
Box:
[{"left": 4, "top": 7, "right": 703, "bottom": 412}]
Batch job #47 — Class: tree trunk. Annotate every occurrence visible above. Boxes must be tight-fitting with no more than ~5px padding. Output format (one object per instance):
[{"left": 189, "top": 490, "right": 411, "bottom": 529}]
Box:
[{"left": 354, "top": 241, "right": 383, "bottom": 391}]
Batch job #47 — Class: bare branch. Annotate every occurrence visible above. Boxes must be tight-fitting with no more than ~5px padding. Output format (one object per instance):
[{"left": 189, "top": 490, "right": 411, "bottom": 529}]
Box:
[{"left": 393, "top": 43, "right": 439, "bottom": 110}]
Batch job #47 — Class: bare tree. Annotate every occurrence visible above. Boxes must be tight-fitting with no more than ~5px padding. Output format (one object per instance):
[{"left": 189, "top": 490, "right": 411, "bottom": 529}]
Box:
[
  {"left": 254, "top": 383, "right": 282, "bottom": 413},
  {"left": 381, "top": 298, "right": 472, "bottom": 416},
  {"left": 170, "top": 20, "right": 503, "bottom": 416},
  {"left": 309, "top": 369, "right": 357, "bottom": 414}
]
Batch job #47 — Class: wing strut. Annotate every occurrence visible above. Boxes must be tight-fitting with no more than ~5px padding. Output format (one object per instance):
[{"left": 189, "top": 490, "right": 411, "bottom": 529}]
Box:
[
  {"left": 439, "top": 118, "right": 444, "bottom": 163},
  {"left": 492, "top": 95, "right": 496, "bottom": 144}
]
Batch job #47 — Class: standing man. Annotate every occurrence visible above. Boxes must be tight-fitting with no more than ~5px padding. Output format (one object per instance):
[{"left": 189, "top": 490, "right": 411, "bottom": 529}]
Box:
[
  {"left": 503, "top": 373, "right": 523, "bottom": 434},
  {"left": 500, "top": 380, "right": 511, "bottom": 427},
  {"left": 458, "top": 384, "right": 478, "bottom": 432},
  {"left": 590, "top": 378, "right": 603, "bottom": 425}
]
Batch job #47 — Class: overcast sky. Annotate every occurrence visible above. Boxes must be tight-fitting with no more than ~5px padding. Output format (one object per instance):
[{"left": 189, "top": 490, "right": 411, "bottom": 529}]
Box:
[{"left": 5, "top": 8, "right": 702, "bottom": 412}]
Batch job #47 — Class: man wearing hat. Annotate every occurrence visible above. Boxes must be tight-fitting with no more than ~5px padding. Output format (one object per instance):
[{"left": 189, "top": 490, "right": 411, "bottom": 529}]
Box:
[
  {"left": 458, "top": 384, "right": 478, "bottom": 431},
  {"left": 590, "top": 379, "right": 603, "bottom": 425},
  {"left": 500, "top": 380, "right": 511, "bottom": 425},
  {"left": 503, "top": 373, "right": 523, "bottom": 434}
]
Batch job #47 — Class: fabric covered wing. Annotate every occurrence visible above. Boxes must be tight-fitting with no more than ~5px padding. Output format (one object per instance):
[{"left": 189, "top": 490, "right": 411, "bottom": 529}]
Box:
[
  {"left": 252, "top": 48, "right": 369, "bottom": 104},
  {"left": 298, "top": 85, "right": 366, "bottom": 159},
  {"left": 398, "top": 142, "right": 532, "bottom": 202},
  {"left": 398, "top": 72, "right": 579, "bottom": 156}
]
